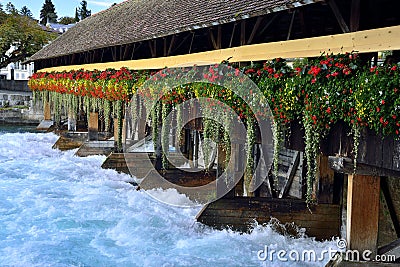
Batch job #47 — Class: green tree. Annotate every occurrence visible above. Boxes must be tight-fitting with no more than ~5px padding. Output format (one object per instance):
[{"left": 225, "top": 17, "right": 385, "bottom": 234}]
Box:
[
  {"left": 58, "top": 16, "right": 75, "bottom": 25},
  {"left": 20, "top": 6, "right": 33, "bottom": 18},
  {"left": 5, "top": 2, "right": 18, "bottom": 15},
  {"left": 74, "top": 8, "right": 80, "bottom": 22},
  {"left": 78, "top": 1, "right": 91, "bottom": 20},
  {"left": 40, "top": 0, "right": 57, "bottom": 25},
  {"left": 0, "top": 11, "right": 58, "bottom": 68}
]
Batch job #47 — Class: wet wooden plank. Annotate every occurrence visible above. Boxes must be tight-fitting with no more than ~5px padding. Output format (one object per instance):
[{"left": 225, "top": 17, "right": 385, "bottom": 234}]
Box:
[
  {"left": 329, "top": 156, "right": 400, "bottom": 178},
  {"left": 196, "top": 197, "right": 340, "bottom": 240}
]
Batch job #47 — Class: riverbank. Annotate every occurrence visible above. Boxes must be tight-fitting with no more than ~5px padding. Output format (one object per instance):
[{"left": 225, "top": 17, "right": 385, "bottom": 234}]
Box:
[{"left": 0, "top": 89, "right": 43, "bottom": 125}]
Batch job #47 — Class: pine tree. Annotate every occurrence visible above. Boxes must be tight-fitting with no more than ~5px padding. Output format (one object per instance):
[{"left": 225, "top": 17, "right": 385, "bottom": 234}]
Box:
[
  {"left": 20, "top": 6, "right": 33, "bottom": 18},
  {"left": 39, "top": 0, "right": 58, "bottom": 25},
  {"left": 78, "top": 1, "right": 91, "bottom": 20},
  {"left": 5, "top": 2, "right": 18, "bottom": 15},
  {"left": 74, "top": 8, "right": 80, "bottom": 22}
]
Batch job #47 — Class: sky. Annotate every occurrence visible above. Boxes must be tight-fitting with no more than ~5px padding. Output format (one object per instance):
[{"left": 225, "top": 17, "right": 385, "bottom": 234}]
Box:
[{"left": 0, "top": 0, "right": 126, "bottom": 20}]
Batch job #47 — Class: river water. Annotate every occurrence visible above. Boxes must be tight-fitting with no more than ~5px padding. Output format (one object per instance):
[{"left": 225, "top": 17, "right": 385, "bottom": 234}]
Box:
[{"left": 0, "top": 127, "right": 338, "bottom": 266}]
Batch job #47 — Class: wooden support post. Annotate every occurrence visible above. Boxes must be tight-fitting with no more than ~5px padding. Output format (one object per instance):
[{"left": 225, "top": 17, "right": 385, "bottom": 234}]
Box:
[
  {"left": 346, "top": 174, "right": 380, "bottom": 255},
  {"left": 44, "top": 100, "right": 51, "bottom": 121},
  {"left": 113, "top": 118, "right": 126, "bottom": 145},
  {"left": 88, "top": 112, "right": 99, "bottom": 141},
  {"left": 318, "top": 155, "right": 335, "bottom": 203}
]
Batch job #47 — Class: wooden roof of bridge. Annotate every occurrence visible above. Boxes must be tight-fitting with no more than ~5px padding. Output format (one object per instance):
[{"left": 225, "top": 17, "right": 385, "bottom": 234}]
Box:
[{"left": 29, "top": 0, "right": 321, "bottom": 61}]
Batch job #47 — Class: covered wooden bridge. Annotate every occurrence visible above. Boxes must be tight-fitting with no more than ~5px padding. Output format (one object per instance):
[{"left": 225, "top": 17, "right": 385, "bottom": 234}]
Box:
[{"left": 28, "top": 0, "right": 400, "bottom": 264}]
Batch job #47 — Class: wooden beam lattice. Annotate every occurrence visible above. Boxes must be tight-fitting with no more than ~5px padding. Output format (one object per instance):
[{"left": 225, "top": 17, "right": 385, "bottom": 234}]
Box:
[{"left": 39, "top": 25, "right": 400, "bottom": 72}]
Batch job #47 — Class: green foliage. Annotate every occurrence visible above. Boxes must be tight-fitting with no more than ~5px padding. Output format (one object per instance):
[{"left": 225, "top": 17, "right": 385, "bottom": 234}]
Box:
[
  {"left": 58, "top": 16, "right": 75, "bottom": 25},
  {"left": 74, "top": 8, "right": 80, "bottom": 22},
  {"left": 77, "top": 1, "right": 91, "bottom": 21},
  {"left": 20, "top": 6, "right": 33, "bottom": 18},
  {"left": 5, "top": 2, "right": 17, "bottom": 15},
  {"left": 40, "top": 0, "right": 57, "bottom": 25},
  {"left": 0, "top": 12, "right": 58, "bottom": 68}
]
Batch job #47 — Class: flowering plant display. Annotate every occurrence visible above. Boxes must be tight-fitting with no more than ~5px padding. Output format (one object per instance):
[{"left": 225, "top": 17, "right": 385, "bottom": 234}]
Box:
[{"left": 28, "top": 53, "right": 400, "bottom": 203}]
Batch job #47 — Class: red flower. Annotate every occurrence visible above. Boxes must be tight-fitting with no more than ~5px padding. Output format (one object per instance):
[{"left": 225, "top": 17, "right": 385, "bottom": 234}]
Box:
[
  {"left": 381, "top": 100, "right": 385, "bottom": 105},
  {"left": 393, "top": 115, "right": 397, "bottom": 120},
  {"left": 326, "top": 107, "right": 331, "bottom": 114},
  {"left": 391, "top": 65, "right": 397, "bottom": 71},
  {"left": 376, "top": 107, "right": 380, "bottom": 112},
  {"left": 331, "top": 72, "right": 339, "bottom": 77}
]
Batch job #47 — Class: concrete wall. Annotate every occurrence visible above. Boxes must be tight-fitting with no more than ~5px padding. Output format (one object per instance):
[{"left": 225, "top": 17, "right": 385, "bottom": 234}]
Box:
[
  {"left": 0, "top": 92, "right": 31, "bottom": 107},
  {"left": 0, "top": 80, "right": 30, "bottom": 92}
]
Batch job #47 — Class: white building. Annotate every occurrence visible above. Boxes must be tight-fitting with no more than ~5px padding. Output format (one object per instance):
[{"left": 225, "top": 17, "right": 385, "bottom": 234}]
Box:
[
  {"left": 0, "top": 61, "right": 35, "bottom": 81},
  {"left": 0, "top": 22, "right": 75, "bottom": 81}
]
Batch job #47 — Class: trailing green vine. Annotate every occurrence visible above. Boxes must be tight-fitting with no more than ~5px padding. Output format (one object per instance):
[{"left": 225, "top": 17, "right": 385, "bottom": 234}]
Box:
[
  {"left": 161, "top": 102, "right": 172, "bottom": 169},
  {"left": 115, "top": 100, "right": 124, "bottom": 152},
  {"left": 245, "top": 114, "right": 256, "bottom": 196}
]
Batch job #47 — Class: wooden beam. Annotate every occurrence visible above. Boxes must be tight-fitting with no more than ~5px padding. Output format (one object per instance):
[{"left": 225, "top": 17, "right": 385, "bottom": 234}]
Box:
[
  {"left": 39, "top": 25, "right": 400, "bottom": 72},
  {"left": 279, "top": 150, "right": 300, "bottom": 198},
  {"left": 163, "top": 37, "right": 167, "bottom": 57},
  {"left": 329, "top": 156, "right": 400, "bottom": 178},
  {"left": 247, "top": 17, "right": 263, "bottom": 45},
  {"left": 287, "top": 10, "right": 297, "bottom": 40},
  {"left": 346, "top": 174, "right": 380, "bottom": 254},
  {"left": 350, "top": 0, "right": 360, "bottom": 32},
  {"left": 327, "top": 0, "right": 350, "bottom": 33},
  {"left": 318, "top": 155, "right": 336, "bottom": 203},
  {"left": 229, "top": 23, "right": 237, "bottom": 48},
  {"left": 189, "top": 32, "right": 195, "bottom": 54},
  {"left": 259, "top": 13, "right": 279, "bottom": 37},
  {"left": 240, "top": 20, "right": 246, "bottom": 45},
  {"left": 167, "top": 35, "right": 175, "bottom": 56},
  {"left": 209, "top": 28, "right": 218, "bottom": 49},
  {"left": 88, "top": 112, "right": 99, "bottom": 141},
  {"left": 381, "top": 177, "right": 400, "bottom": 238},
  {"left": 170, "top": 33, "right": 192, "bottom": 55},
  {"left": 43, "top": 100, "right": 51, "bottom": 121},
  {"left": 217, "top": 25, "right": 222, "bottom": 49},
  {"left": 148, "top": 40, "right": 156, "bottom": 58},
  {"left": 123, "top": 44, "right": 130, "bottom": 60}
]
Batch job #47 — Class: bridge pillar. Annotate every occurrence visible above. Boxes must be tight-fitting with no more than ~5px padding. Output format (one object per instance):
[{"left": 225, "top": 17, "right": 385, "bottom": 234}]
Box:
[{"left": 346, "top": 174, "right": 380, "bottom": 255}]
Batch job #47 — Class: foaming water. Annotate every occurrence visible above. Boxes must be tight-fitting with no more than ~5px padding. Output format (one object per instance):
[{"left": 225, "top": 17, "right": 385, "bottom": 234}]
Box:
[{"left": 0, "top": 130, "right": 338, "bottom": 266}]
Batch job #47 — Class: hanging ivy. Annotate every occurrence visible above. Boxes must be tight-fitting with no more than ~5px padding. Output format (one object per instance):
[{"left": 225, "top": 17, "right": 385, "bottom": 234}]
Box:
[
  {"left": 161, "top": 101, "right": 172, "bottom": 169},
  {"left": 115, "top": 100, "right": 124, "bottom": 152},
  {"left": 244, "top": 115, "right": 256, "bottom": 196},
  {"left": 151, "top": 101, "right": 162, "bottom": 155}
]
